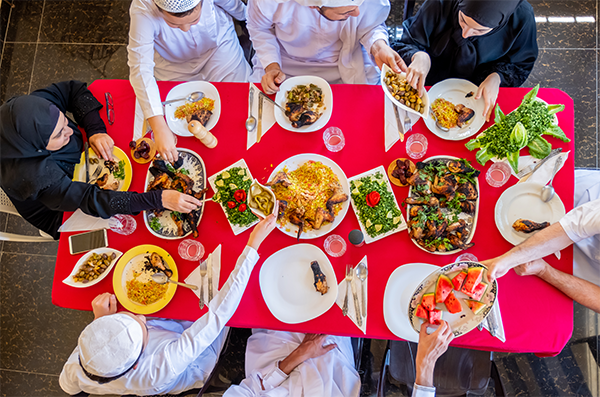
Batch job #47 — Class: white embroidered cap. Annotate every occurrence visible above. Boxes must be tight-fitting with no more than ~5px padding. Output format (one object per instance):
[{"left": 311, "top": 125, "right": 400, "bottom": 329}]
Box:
[
  {"left": 282, "top": 0, "right": 365, "bottom": 6},
  {"left": 78, "top": 313, "right": 144, "bottom": 378},
  {"left": 154, "top": 0, "right": 201, "bottom": 13}
]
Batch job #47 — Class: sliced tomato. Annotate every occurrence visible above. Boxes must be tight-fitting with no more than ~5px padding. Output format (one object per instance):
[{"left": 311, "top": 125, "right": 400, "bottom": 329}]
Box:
[
  {"left": 238, "top": 203, "right": 247, "bottom": 212},
  {"left": 227, "top": 201, "right": 237, "bottom": 209},
  {"left": 234, "top": 189, "right": 247, "bottom": 202},
  {"left": 366, "top": 191, "right": 380, "bottom": 207}
]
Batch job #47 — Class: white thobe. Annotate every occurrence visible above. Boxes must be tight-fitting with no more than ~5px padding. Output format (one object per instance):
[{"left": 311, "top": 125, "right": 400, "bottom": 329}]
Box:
[
  {"left": 59, "top": 246, "right": 260, "bottom": 396},
  {"left": 128, "top": 0, "right": 251, "bottom": 120},
  {"left": 247, "top": 0, "right": 390, "bottom": 85}
]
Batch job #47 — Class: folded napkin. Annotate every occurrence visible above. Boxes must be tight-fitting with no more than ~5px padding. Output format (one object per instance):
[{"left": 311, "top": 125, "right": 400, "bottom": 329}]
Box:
[
  {"left": 482, "top": 298, "right": 506, "bottom": 342},
  {"left": 185, "top": 244, "right": 222, "bottom": 306},
  {"left": 133, "top": 99, "right": 152, "bottom": 141},
  {"left": 247, "top": 83, "right": 277, "bottom": 150},
  {"left": 335, "top": 256, "right": 368, "bottom": 334},
  {"left": 518, "top": 151, "right": 569, "bottom": 185},
  {"left": 384, "top": 97, "right": 420, "bottom": 152},
  {"left": 58, "top": 209, "right": 111, "bottom": 232}
]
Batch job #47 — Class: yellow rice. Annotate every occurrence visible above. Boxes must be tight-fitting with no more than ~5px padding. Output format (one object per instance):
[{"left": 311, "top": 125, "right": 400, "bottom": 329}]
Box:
[
  {"left": 174, "top": 98, "right": 215, "bottom": 120},
  {"left": 431, "top": 98, "right": 459, "bottom": 129},
  {"left": 126, "top": 277, "right": 168, "bottom": 306}
]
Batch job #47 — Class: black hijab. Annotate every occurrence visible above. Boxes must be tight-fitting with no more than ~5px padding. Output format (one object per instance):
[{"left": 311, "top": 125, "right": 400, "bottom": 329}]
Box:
[{"left": 0, "top": 95, "right": 83, "bottom": 201}]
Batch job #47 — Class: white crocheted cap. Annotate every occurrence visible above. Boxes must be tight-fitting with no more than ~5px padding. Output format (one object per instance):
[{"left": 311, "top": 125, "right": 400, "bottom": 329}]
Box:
[
  {"left": 283, "top": 0, "right": 364, "bottom": 6},
  {"left": 154, "top": 0, "right": 201, "bottom": 13},
  {"left": 78, "top": 313, "right": 144, "bottom": 378}
]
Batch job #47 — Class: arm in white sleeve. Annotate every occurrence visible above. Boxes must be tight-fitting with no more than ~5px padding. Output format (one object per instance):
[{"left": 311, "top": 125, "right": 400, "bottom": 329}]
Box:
[
  {"left": 59, "top": 349, "right": 84, "bottom": 396},
  {"left": 412, "top": 383, "right": 436, "bottom": 397},
  {"left": 127, "top": 9, "right": 164, "bottom": 119},
  {"left": 214, "top": 0, "right": 246, "bottom": 21},
  {"left": 559, "top": 198, "right": 600, "bottom": 243},
  {"left": 359, "top": 22, "right": 389, "bottom": 56},
  {"left": 224, "top": 369, "right": 288, "bottom": 396},
  {"left": 246, "top": 0, "right": 282, "bottom": 69}
]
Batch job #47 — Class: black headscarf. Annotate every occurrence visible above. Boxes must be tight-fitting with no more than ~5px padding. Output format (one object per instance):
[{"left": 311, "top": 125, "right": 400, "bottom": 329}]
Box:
[{"left": 0, "top": 95, "right": 83, "bottom": 201}]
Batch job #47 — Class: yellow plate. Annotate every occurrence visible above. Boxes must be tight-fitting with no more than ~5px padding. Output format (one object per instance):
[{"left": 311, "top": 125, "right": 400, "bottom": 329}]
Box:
[
  {"left": 112, "top": 244, "right": 178, "bottom": 315},
  {"left": 73, "top": 146, "right": 132, "bottom": 192}
]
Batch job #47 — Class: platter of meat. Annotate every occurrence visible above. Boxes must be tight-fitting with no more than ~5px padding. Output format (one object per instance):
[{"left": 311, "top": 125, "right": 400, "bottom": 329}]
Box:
[
  {"left": 73, "top": 146, "right": 132, "bottom": 191},
  {"left": 424, "top": 78, "right": 486, "bottom": 141},
  {"left": 164, "top": 81, "right": 221, "bottom": 136},
  {"left": 408, "top": 261, "right": 498, "bottom": 337},
  {"left": 143, "top": 149, "right": 207, "bottom": 240},
  {"left": 494, "top": 182, "right": 565, "bottom": 246},
  {"left": 259, "top": 244, "right": 338, "bottom": 324},
  {"left": 405, "top": 156, "right": 480, "bottom": 255},
  {"left": 381, "top": 63, "right": 430, "bottom": 119},
  {"left": 274, "top": 76, "right": 333, "bottom": 133},
  {"left": 267, "top": 154, "right": 350, "bottom": 240}
]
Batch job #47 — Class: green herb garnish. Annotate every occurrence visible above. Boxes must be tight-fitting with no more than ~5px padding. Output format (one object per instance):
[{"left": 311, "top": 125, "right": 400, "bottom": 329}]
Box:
[
  {"left": 113, "top": 160, "right": 126, "bottom": 180},
  {"left": 213, "top": 167, "right": 257, "bottom": 227},
  {"left": 149, "top": 217, "right": 161, "bottom": 231}
]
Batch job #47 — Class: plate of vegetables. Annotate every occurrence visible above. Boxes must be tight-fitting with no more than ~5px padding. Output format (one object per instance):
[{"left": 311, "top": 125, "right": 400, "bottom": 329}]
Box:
[
  {"left": 208, "top": 159, "right": 259, "bottom": 235},
  {"left": 465, "top": 85, "right": 569, "bottom": 172},
  {"left": 381, "top": 63, "right": 430, "bottom": 119},
  {"left": 62, "top": 248, "right": 123, "bottom": 288},
  {"left": 348, "top": 166, "right": 407, "bottom": 244}
]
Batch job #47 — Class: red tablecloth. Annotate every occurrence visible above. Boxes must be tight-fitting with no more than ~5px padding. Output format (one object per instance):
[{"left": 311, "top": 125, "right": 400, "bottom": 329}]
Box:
[{"left": 52, "top": 80, "right": 574, "bottom": 355}]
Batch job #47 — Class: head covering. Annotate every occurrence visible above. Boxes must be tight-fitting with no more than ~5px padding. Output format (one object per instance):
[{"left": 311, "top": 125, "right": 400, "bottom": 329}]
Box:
[
  {"left": 458, "top": 0, "right": 523, "bottom": 29},
  {"left": 154, "top": 0, "right": 200, "bottom": 13},
  {"left": 78, "top": 313, "right": 144, "bottom": 378},
  {"left": 282, "top": 0, "right": 364, "bottom": 6}
]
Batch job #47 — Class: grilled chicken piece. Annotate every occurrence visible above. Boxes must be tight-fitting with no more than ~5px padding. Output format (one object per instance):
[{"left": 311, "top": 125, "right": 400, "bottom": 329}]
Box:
[
  {"left": 151, "top": 160, "right": 176, "bottom": 179},
  {"left": 460, "top": 200, "right": 476, "bottom": 214},
  {"left": 106, "top": 181, "right": 119, "bottom": 191},
  {"left": 95, "top": 173, "right": 109, "bottom": 188},
  {"left": 326, "top": 182, "right": 348, "bottom": 212},
  {"left": 448, "top": 233, "right": 474, "bottom": 250},
  {"left": 171, "top": 212, "right": 184, "bottom": 236},
  {"left": 192, "top": 187, "right": 209, "bottom": 200},
  {"left": 310, "top": 207, "right": 335, "bottom": 230},
  {"left": 407, "top": 171, "right": 428, "bottom": 186},
  {"left": 432, "top": 174, "right": 457, "bottom": 198},
  {"left": 447, "top": 219, "right": 468, "bottom": 234},
  {"left": 447, "top": 160, "right": 471, "bottom": 174},
  {"left": 310, "top": 261, "right": 329, "bottom": 295},
  {"left": 455, "top": 104, "right": 475, "bottom": 128},
  {"left": 267, "top": 171, "right": 292, "bottom": 187},
  {"left": 104, "top": 160, "right": 118, "bottom": 173},
  {"left": 285, "top": 103, "right": 304, "bottom": 122},
  {"left": 512, "top": 219, "right": 550, "bottom": 233},
  {"left": 292, "top": 111, "right": 319, "bottom": 128},
  {"left": 277, "top": 200, "right": 288, "bottom": 220},
  {"left": 408, "top": 220, "right": 424, "bottom": 240},
  {"left": 172, "top": 155, "right": 184, "bottom": 170},
  {"left": 148, "top": 173, "right": 171, "bottom": 191},
  {"left": 405, "top": 196, "right": 439, "bottom": 207},
  {"left": 150, "top": 252, "right": 172, "bottom": 277},
  {"left": 408, "top": 205, "right": 424, "bottom": 219},
  {"left": 172, "top": 173, "right": 195, "bottom": 195},
  {"left": 288, "top": 208, "right": 305, "bottom": 240},
  {"left": 186, "top": 109, "right": 212, "bottom": 126},
  {"left": 456, "top": 181, "right": 478, "bottom": 200}
]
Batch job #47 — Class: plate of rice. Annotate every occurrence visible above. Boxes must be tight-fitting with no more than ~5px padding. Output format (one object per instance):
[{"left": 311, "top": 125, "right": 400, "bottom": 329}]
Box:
[
  {"left": 164, "top": 81, "right": 221, "bottom": 137},
  {"left": 112, "top": 245, "right": 178, "bottom": 314}
]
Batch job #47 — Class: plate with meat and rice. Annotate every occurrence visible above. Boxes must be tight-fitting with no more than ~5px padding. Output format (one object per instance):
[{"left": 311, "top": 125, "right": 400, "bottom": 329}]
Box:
[
  {"left": 266, "top": 154, "right": 350, "bottom": 240},
  {"left": 73, "top": 146, "right": 132, "bottom": 191},
  {"left": 424, "top": 79, "right": 486, "bottom": 141},
  {"left": 143, "top": 148, "right": 207, "bottom": 240},
  {"left": 164, "top": 81, "right": 221, "bottom": 136},
  {"left": 112, "top": 245, "right": 178, "bottom": 315}
]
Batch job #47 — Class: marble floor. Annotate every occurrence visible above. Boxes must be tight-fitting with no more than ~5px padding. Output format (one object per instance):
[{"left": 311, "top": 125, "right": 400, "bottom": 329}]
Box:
[{"left": 0, "top": 0, "right": 599, "bottom": 396}]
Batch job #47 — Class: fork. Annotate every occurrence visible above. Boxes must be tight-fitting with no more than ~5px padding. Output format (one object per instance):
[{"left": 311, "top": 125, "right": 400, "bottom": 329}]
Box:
[
  {"left": 342, "top": 264, "right": 351, "bottom": 316},
  {"left": 199, "top": 260, "right": 207, "bottom": 309},
  {"left": 88, "top": 166, "right": 103, "bottom": 183},
  {"left": 403, "top": 114, "right": 412, "bottom": 133}
]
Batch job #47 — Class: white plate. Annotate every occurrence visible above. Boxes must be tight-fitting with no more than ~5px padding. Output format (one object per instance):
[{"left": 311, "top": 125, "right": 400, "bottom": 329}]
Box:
[
  {"left": 408, "top": 262, "right": 498, "bottom": 337},
  {"left": 424, "top": 79, "right": 485, "bottom": 141},
  {"left": 348, "top": 166, "right": 407, "bottom": 244},
  {"left": 259, "top": 244, "right": 338, "bottom": 324},
  {"left": 268, "top": 153, "right": 350, "bottom": 239},
  {"left": 383, "top": 263, "right": 438, "bottom": 342},
  {"left": 274, "top": 76, "right": 333, "bottom": 133},
  {"left": 381, "top": 63, "right": 430, "bottom": 120},
  {"left": 164, "top": 81, "right": 221, "bottom": 136},
  {"left": 495, "top": 182, "right": 565, "bottom": 245},
  {"left": 62, "top": 248, "right": 123, "bottom": 288},
  {"left": 143, "top": 148, "right": 206, "bottom": 239}
]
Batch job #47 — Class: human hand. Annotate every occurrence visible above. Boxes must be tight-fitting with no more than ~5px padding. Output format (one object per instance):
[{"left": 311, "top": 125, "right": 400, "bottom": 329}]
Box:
[
  {"left": 88, "top": 134, "right": 114, "bottom": 161},
  {"left": 92, "top": 293, "right": 118, "bottom": 320},
  {"left": 475, "top": 73, "right": 501, "bottom": 122},
  {"left": 247, "top": 212, "right": 278, "bottom": 250},
  {"left": 262, "top": 63, "right": 286, "bottom": 95},
  {"left": 514, "top": 259, "right": 548, "bottom": 277},
  {"left": 148, "top": 115, "right": 179, "bottom": 163},
  {"left": 406, "top": 52, "right": 431, "bottom": 97},
  {"left": 481, "top": 256, "right": 515, "bottom": 282},
  {"left": 415, "top": 321, "right": 454, "bottom": 387},
  {"left": 296, "top": 334, "right": 337, "bottom": 361},
  {"left": 371, "top": 39, "right": 407, "bottom": 74},
  {"left": 161, "top": 190, "right": 202, "bottom": 213}
]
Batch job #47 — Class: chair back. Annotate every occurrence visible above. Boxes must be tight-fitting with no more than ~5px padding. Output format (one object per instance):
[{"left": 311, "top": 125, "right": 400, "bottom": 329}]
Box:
[{"left": 0, "top": 188, "right": 19, "bottom": 216}]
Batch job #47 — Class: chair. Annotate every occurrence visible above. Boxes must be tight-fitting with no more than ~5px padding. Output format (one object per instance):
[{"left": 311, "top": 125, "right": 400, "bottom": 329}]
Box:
[
  {"left": 0, "top": 188, "right": 54, "bottom": 242},
  {"left": 377, "top": 340, "right": 506, "bottom": 396}
]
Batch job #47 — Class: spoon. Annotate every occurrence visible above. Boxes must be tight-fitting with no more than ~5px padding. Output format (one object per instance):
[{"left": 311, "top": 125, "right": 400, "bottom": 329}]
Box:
[
  {"left": 541, "top": 156, "right": 563, "bottom": 202},
  {"left": 246, "top": 87, "right": 257, "bottom": 132},
  {"left": 151, "top": 272, "right": 198, "bottom": 290},
  {"left": 161, "top": 91, "right": 205, "bottom": 106},
  {"left": 356, "top": 262, "right": 368, "bottom": 315}
]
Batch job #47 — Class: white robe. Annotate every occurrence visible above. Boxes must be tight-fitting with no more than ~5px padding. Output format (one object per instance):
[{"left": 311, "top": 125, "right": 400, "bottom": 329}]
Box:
[
  {"left": 247, "top": 0, "right": 390, "bottom": 85},
  {"left": 128, "top": 0, "right": 251, "bottom": 120},
  {"left": 59, "top": 247, "right": 260, "bottom": 396}
]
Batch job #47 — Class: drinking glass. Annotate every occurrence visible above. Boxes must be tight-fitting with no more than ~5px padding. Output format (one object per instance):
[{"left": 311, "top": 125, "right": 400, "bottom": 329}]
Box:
[
  {"left": 324, "top": 234, "right": 347, "bottom": 257},
  {"left": 455, "top": 253, "right": 478, "bottom": 263},
  {"left": 323, "top": 127, "right": 345, "bottom": 152},
  {"left": 406, "top": 133, "right": 428, "bottom": 159},
  {"left": 178, "top": 239, "right": 205, "bottom": 261},
  {"left": 486, "top": 161, "right": 512, "bottom": 187},
  {"left": 108, "top": 214, "right": 137, "bottom": 235}
]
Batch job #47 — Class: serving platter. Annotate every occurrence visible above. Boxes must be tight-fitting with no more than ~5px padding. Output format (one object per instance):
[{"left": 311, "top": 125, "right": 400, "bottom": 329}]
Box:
[
  {"left": 73, "top": 146, "right": 132, "bottom": 191},
  {"left": 164, "top": 81, "right": 221, "bottom": 136},
  {"left": 381, "top": 63, "right": 430, "bottom": 120},
  {"left": 62, "top": 248, "right": 123, "bottom": 288}
]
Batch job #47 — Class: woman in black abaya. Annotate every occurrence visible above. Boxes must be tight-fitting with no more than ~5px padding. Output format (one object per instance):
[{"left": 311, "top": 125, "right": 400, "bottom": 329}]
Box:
[
  {"left": 0, "top": 81, "right": 201, "bottom": 239},
  {"left": 394, "top": 0, "right": 538, "bottom": 121}
]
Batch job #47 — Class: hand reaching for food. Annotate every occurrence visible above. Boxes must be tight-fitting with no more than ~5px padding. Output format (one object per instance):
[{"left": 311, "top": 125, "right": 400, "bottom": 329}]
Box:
[
  {"left": 88, "top": 133, "right": 114, "bottom": 161},
  {"left": 406, "top": 51, "right": 431, "bottom": 97},
  {"left": 161, "top": 190, "right": 202, "bottom": 213},
  {"left": 371, "top": 39, "right": 407, "bottom": 74},
  {"left": 248, "top": 212, "right": 278, "bottom": 251},
  {"left": 262, "top": 63, "right": 286, "bottom": 95},
  {"left": 415, "top": 321, "right": 454, "bottom": 387},
  {"left": 148, "top": 115, "right": 178, "bottom": 163},
  {"left": 514, "top": 259, "right": 549, "bottom": 277},
  {"left": 475, "top": 73, "right": 501, "bottom": 122},
  {"left": 92, "top": 292, "right": 118, "bottom": 320}
]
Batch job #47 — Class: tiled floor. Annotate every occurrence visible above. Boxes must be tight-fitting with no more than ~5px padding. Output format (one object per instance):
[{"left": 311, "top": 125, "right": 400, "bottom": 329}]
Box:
[{"left": 0, "top": 0, "right": 599, "bottom": 396}]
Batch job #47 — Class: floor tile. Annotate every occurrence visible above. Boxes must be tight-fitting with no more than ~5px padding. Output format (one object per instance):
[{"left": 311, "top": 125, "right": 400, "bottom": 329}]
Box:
[
  {"left": 2, "top": 215, "right": 58, "bottom": 255},
  {"left": 4, "top": 0, "right": 43, "bottom": 43},
  {"left": 39, "top": 0, "right": 131, "bottom": 44},
  {"left": 0, "top": 370, "right": 64, "bottom": 397},
  {"left": 0, "top": 0, "right": 11, "bottom": 44},
  {"left": 0, "top": 42, "right": 35, "bottom": 103},
  {"left": 530, "top": 0, "right": 597, "bottom": 49},
  {"left": 0, "top": 253, "right": 93, "bottom": 375}
]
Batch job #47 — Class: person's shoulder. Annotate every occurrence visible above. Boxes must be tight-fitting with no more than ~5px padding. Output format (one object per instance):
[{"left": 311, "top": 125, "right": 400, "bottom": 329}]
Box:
[{"left": 130, "top": 0, "right": 160, "bottom": 17}]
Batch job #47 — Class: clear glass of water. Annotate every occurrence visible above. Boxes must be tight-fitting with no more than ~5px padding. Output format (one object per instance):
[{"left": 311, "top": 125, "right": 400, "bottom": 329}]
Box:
[
  {"left": 108, "top": 214, "right": 137, "bottom": 235},
  {"left": 406, "top": 133, "right": 428, "bottom": 159},
  {"left": 455, "top": 253, "right": 478, "bottom": 263},
  {"left": 178, "top": 239, "right": 205, "bottom": 261},
  {"left": 486, "top": 161, "right": 512, "bottom": 187},
  {"left": 323, "top": 127, "right": 345, "bottom": 152},
  {"left": 324, "top": 234, "right": 347, "bottom": 257}
]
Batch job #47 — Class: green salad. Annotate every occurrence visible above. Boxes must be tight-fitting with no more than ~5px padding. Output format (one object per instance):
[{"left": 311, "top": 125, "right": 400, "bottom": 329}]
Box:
[
  {"left": 149, "top": 217, "right": 161, "bottom": 232},
  {"left": 113, "top": 160, "right": 126, "bottom": 180},
  {"left": 350, "top": 172, "right": 403, "bottom": 238},
  {"left": 213, "top": 166, "right": 257, "bottom": 227}
]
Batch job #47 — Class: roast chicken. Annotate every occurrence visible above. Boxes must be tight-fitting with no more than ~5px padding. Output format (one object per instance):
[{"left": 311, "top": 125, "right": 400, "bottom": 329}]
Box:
[{"left": 512, "top": 219, "right": 550, "bottom": 233}]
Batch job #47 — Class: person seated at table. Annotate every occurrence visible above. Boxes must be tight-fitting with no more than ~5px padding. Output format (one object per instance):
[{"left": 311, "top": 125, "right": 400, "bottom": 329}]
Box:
[
  {"left": 247, "top": 0, "right": 406, "bottom": 94},
  {"left": 0, "top": 80, "right": 202, "bottom": 240},
  {"left": 59, "top": 214, "right": 277, "bottom": 395},
  {"left": 483, "top": 170, "right": 600, "bottom": 313},
  {"left": 128, "top": 0, "right": 250, "bottom": 163},
  {"left": 223, "top": 321, "right": 454, "bottom": 396},
  {"left": 394, "top": 0, "right": 538, "bottom": 121}
]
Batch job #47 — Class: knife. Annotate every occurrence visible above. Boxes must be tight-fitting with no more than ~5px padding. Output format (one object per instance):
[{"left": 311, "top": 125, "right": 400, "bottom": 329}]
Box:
[
  {"left": 84, "top": 142, "right": 90, "bottom": 183},
  {"left": 207, "top": 254, "right": 213, "bottom": 303},
  {"left": 259, "top": 91, "right": 286, "bottom": 113},
  {"left": 257, "top": 95, "right": 263, "bottom": 143},
  {"left": 486, "top": 304, "right": 498, "bottom": 337},
  {"left": 393, "top": 105, "right": 405, "bottom": 142},
  {"left": 350, "top": 273, "right": 362, "bottom": 327},
  {"left": 520, "top": 148, "right": 562, "bottom": 182}
]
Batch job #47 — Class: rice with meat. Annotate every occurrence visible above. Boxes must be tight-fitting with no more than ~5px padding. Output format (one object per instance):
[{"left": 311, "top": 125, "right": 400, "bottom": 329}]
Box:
[
  {"left": 125, "top": 254, "right": 169, "bottom": 305},
  {"left": 431, "top": 98, "right": 459, "bottom": 129},
  {"left": 174, "top": 97, "right": 215, "bottom": 120}
]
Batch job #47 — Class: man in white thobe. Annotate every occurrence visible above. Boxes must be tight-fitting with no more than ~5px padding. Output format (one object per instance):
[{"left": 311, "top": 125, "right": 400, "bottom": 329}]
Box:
[
  {"left": 224, "top": 321, "right": 455, "bottom": 397},
  {"left": 59, "top": 215, "right": 277, "bottom": 395},
  {"left": 128, "top": 0, "right": 251, "bottom": 163},
  {"left": 247, "top": 0, "right": 406, "bottom": 94}
]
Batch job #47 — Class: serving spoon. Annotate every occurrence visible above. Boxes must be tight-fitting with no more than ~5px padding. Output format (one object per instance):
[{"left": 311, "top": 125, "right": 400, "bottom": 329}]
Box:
[
  {"left": 541, "top": 156, "right": 563, "bottom": 202},
  {"left": 356, "top": 262, "right": 368, "bottom": 315},
  {"left": 152, "top": 272, "right": 198, "bottom": 290},
  {"left": 161, "top": 91, "right": 205, "bottom": 106}
]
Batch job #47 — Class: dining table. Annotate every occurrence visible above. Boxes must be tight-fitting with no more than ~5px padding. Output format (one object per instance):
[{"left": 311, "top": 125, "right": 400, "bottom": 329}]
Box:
[{"left": 52, "top": 79, "right": 575, "bottom": 356}]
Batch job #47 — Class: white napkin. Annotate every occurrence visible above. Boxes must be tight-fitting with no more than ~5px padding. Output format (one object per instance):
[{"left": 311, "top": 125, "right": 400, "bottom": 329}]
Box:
[
  {"left": 384, "top": 97, "right": 419, "bottom": 152},
  {"left": 335, "top": 256, "right": 368, "bottom": 334},
  {"left": 519, "top": 151, "right": 569, "bottom": 185},
  {"left": 58, "top": 209, "right": 111, "bottom": 232},
  {"left": 482, "top": 298, "right": 506, "bottom": 342},
  {"left": 185, "top": 244, "right": 222, "bottom": 305},
  {"left": 133, "top": 99, "right": 152, "bottom": 141},
  {"left": 247, "top": 83, "right": 277, "bottom": 150}
]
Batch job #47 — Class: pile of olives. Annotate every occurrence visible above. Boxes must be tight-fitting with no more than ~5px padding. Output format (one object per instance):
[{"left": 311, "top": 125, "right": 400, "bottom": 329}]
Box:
[
  {"left": 385, "top": 71, "right": 424, "bottom": 114},
  {"left": 73, "top": 252, "right": 117, "bottom": 283}
]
